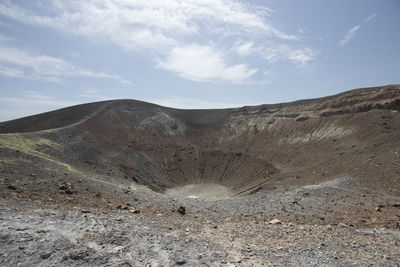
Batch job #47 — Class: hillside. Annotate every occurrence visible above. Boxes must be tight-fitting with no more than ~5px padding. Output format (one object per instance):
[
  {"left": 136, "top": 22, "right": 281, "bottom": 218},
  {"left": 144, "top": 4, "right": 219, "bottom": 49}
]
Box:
[{"left": 1, "top": 84, "right": 399, "bottom": 194}]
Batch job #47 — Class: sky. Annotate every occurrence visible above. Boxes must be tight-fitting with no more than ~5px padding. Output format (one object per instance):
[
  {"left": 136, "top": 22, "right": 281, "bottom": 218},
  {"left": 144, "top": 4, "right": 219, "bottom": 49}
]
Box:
[{"left": 0, "top": 0, "right": 399, "bottom": 122}]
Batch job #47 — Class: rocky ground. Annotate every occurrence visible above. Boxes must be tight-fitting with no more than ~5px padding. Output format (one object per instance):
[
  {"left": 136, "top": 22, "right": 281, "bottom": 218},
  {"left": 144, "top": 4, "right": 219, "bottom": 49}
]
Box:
[{"left": 1, "top": 175, "right": 399, "bottom": 266}]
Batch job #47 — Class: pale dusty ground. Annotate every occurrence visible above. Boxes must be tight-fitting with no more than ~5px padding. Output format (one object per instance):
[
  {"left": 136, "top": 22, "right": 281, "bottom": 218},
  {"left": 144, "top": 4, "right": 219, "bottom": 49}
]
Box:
[{"left": 1, "top": 176, "right": 399, "bottom": 266}]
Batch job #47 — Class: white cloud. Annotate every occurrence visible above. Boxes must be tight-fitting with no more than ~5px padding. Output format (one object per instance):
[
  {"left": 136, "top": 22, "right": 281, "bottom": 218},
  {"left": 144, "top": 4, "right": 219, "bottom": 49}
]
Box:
[
  {"left": 79, "top": 89, "right": 119, "bottom": 100},
  {"left": 0, "top": 92, "right": 80, "bottom": 122},
  {"left": 339, "top": 13, "right": 376, "bottom": 47},
  {"left": 148, "top": 97, "right": 256, "bottom": 109},
  {"left": 0, "top": 45, "right": 132, "bottom": 85},
  {"left": 288, "top": 48, "right": 318, "bottom": 67},
  {"left": 0, "top": 96, "right": 77, "bottom": 108},
  {"left": 0, "top": 65, "right": 25, "bottom": 79},
  {"left": 157, "top": 44, "right": 257, "bottom": 83},
  {"left": 261, "top": 44, "right": 318, "bottom": 66},
  {"left": 235, "top": 42, "right": 256, "bottom": 57},
  {"left": 0, "top": 0, "right": 295, "bottom": 51},
  {"left": 0, "top": 1, "right": 317, "bottom": 84}
]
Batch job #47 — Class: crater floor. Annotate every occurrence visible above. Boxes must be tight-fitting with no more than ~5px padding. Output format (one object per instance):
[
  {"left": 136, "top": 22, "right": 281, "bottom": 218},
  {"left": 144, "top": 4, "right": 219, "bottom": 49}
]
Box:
[{"left": 165, "top": 183, "right": 234, "bottom": 200}]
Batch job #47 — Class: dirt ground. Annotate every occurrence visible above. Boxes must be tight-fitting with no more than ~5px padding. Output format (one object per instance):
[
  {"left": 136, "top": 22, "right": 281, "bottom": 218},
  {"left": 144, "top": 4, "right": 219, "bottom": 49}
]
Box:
[{"left": 1, "top": 176, "right": 399, "bottom": 266}]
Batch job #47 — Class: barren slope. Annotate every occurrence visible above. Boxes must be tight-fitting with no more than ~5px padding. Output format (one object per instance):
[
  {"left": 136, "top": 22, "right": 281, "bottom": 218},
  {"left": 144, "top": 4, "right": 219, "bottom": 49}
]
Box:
[{"left": 1, "top": 84, "right": 400, "bottom": 195}]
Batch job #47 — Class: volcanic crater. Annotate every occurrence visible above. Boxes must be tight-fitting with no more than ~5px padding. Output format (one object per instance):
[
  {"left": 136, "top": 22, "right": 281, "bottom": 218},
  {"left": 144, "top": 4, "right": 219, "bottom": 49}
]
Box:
[
  {"left": 1, "top": 85, "right": 400, "bottom": 266},
  {"left": 1, "top": 85, "right": 400, "bottom": 195}
]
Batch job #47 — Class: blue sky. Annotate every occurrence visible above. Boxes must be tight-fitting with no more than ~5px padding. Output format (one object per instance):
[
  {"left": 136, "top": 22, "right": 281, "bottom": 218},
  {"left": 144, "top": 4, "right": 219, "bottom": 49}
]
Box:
[{"left": 0, "top": 0, "right": 399, "bottom": 122}]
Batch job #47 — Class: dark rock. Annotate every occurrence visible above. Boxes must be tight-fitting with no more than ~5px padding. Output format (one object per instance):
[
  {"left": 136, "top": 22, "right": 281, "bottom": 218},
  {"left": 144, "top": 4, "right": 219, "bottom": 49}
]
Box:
[
  {"left": 7, "top": 185, "right": 17, "bottom": 190},
  {"left": 296, "top": 116, "right": 309, "bottom": 121},
  {"left": 116, "top": 205, "right": 129, "bottom": 210},
  {"left": 376, "top": 204, "right": 384, "bottom": 212},
  {"left": 176, "top": 206, "right": 186, "bottom": 215},
  {"left": 176, "top": 260, "right": 186, "bottom": 265},
  {"left": 65, "top": 189, "right": 74, "bottom": 195},
  {"left": 69, "top": 252, "right": 87, "bottom": 261},
  {"left": 130, "top": 208, "right": 140, "bottom": 214},
  {"left": 59, "top": 182, "right": 72, "bottom": 190},
  {"left": 40, "top": 252, "right": 51, "bottom": 259}
]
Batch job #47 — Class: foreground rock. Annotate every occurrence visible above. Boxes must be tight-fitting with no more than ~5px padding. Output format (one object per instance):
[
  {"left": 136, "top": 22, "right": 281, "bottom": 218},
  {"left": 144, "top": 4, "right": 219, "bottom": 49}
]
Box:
[{"left": 0, "top": 200, "right": 399, "bottom": 266}]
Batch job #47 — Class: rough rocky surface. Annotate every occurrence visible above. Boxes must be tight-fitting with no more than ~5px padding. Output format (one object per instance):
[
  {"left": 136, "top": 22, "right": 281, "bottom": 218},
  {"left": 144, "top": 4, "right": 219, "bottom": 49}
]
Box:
[{"left": 0, "top": 84, "right": 400, "bottom": 266}]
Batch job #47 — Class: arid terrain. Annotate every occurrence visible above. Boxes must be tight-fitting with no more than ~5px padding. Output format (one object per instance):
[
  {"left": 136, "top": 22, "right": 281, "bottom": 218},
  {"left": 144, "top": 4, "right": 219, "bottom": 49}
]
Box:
[{"left": 0, "top": 84, "right": 400, "bottom": 266}]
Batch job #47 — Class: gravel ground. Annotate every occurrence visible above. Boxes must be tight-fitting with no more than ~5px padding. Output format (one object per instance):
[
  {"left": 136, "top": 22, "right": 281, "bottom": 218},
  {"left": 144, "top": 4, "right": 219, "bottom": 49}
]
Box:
[{"left": 1, "top": 176, "right": 399, "bottom": 266}]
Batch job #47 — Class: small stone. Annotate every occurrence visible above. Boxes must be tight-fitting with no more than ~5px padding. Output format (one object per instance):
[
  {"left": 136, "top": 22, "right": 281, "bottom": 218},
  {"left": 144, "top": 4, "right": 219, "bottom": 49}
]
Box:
[
  {"left": 268, "top": 218, "right": 282, "bottom": 225},
  {"left": 40, "top": 252, "right": 51, "bottom": 259},
  {"left": 176, "top": 206, "right": 186, "bottom": 215},
  {"left": 130, "top": 208, "right": 140, "bottom": 214},
  {"left": 59, "top": 182, "right": 72, "bottom": 190},
  {"left": 70, "top": 253, "right": 83, "bottom": 260},
  {"left": 375, "top": 205, "right": 384, "bottom": 212},
  {"left": 7, "top": 185, "right": 17, "bottom": 190},
  {"left": 65, "top": 189, "right": 74, "bottom": 195},
  {"left": 61, "top": 255, "right": 69, "bottom": 262},
  {"left": 176, "top": 260, "right": 186, "bottom": 265}
]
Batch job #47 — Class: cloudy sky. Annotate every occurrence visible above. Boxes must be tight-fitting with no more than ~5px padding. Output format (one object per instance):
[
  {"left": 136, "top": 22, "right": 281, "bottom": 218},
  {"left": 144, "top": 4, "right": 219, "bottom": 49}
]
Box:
[{"left": 0, "top": 0, "right": 399, "bottom": 121}]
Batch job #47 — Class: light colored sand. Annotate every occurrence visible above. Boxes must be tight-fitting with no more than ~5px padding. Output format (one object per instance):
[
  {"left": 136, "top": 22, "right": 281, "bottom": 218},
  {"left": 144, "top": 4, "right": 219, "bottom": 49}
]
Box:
[{"left": 165, "top": 183, "right": 233, "bottom": 200}]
